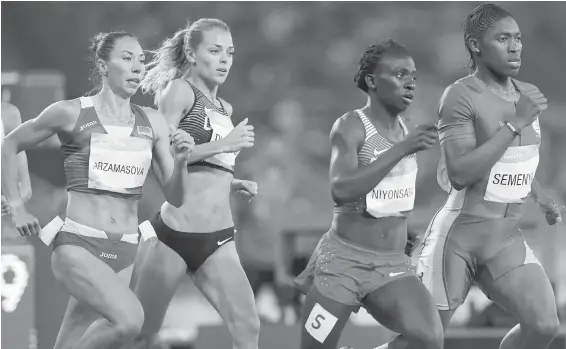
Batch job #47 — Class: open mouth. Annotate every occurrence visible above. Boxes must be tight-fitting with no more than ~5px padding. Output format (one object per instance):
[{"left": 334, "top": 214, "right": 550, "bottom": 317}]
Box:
[
  {"left": 127, "top": 78, "right": 141, "bottom": 84},
  {"left": 216, "top": 68, "right": 228, "bottom": 73},
  {"left": 508, "top": 59, "right": 521, "bottom": 68},
  {"left": 401, "top": 94, "right": 414, "bottom": 104}
]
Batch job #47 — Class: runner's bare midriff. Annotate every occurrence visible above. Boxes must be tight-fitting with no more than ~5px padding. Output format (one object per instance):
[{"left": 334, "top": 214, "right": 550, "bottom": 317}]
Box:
[
  {"left": 161, "top": 165, "right": 233, "bottom": 233},
  {"left": 331, "top": 212, "right": 408, "bottom": 252},
  {"left": 66, "top": 191, "right": 139, "bottom": 235}
]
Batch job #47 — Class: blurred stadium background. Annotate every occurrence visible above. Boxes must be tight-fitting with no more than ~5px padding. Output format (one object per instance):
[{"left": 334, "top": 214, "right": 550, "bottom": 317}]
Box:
[{"left": 2, "top": 2, "right": 566, "bottom": 349}]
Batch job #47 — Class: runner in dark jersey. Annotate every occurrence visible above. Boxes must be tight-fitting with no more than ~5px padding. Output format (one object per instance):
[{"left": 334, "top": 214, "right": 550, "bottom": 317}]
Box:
[
  {"left": 1, "top": 31, "right": 194, "bottom": 349},
  {"left": 132, "top": 18, "right": 260, "bottom": 349},
  {"left": 417, "top": 4, "right": 561, "bottom": 349},
  {"left": 294, "top": 39, "right": 443, "bottom": 349}
]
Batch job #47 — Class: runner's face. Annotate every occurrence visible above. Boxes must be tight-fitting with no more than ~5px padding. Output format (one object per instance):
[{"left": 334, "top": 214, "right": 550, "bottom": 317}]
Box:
[
  {"left": 190, "top": 29, "right": 234, "bottom": 86},
  {"left": 103, "top": 36, "right": 146, "bottom": 97},
  {"left": 477, "top": 16, "right": 522, "bottom": 78}
]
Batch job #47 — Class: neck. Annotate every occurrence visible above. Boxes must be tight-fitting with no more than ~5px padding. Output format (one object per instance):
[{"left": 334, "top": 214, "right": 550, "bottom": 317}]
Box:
[
  {"left": 366, "top": 95, "right": 399, "bottom": 131},
  {"left": 187, "top": 75, "right": 219, "bottom": 101},
  {"left": 96, "top": 84, "right": 131, "bottom": 115},
  {"left": 474, "top": 66, "right": 514, "bottom": 93}
]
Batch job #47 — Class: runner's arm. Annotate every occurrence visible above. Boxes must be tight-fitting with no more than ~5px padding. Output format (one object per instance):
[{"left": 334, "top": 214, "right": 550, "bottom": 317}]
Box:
[
  {"left": 2, "top": 101, "right": 71, "bottom": 210},
  {"left": 147, "top": 108, "right": 190, "bottom": 208},
  {"left": 2, "top": 104, "right": 32, "bottom": 202}
]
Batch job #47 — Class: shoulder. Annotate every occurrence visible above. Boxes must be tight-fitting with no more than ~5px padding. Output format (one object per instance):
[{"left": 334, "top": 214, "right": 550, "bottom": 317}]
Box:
[
  {"left": 218, "top": 97, "right": 233, "bottom": 117},
  {"left": 439, "top": 79, "right": 475, "bottom": 115},
  {"left": 330, "top": 111, "right": 364, "bottom": 143},
  {"left": 42, "top": 99, "right": 80, "bottom": 125},
  {"left": 159, "top": 78, "right": 194, "bottom": 106},
  {"left": 167, "top": 78, "right": 193, "bottom": 94},
  {"left": 440, "top": 80, "right": 474, "bottom": 104},
  {"left": 512, "top": 79, "right": 540, "bottom": 93},
  {"left": 139, "top": 106, "right": 162, "bottom": 125}
]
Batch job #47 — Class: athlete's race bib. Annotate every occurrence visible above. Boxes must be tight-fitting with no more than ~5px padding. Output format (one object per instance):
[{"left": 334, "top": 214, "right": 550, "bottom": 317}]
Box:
[
  {"left": 88, "top": 133, "right": 153, "bottom": 194},
  {"left": 366, "top": 155, "right": 418, "bottom": 218},
  {"left": 484, "top": 144, "right": 539, "bottom": 203},
  {"left": 205, "top": 108, "right": 238, "bottom": 168}
]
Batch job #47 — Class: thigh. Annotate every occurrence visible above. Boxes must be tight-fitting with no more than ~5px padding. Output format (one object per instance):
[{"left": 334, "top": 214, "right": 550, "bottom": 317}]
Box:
[
  {"left": 477, "top": 246, "right": 557, "bottom": 327},
  {"left": 131, "top": 237, "right": 187, "bottom": 335},
  {"left": 54, "top": 265, "right": 133, "bottom": 349},
  {"left": 51, "top": 245, "right": 143, "bottom": 324},
  {"left": 419, "top": 210, "right": 473, "bottom": 312},
  {"left": 363, "top": 276, "right": 442, "bottom": 337},
  {"left": 300, "top": 285, "right": 356, "bottom": 349},
  {"left": 192, "top": 242, "right": 258, "bottom": 325}
]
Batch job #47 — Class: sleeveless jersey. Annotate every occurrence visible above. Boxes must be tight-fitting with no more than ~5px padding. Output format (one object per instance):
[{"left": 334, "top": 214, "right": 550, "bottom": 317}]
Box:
[
  {"left": 178, "top": 81, "right": 236, "bottom": 174},
  {"left": 334, "top": 109, "right": 418, "bottom": 218},
  {"left": 436, "top": 75, "right": 541, "bottom": 219},
  {"left": 62, "top": 97, "right": 155, "bottom": 199}
]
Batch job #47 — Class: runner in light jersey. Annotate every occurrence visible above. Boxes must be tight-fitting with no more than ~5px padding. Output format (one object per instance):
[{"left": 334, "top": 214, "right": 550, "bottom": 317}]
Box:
[
  {"left": 1, "top": 32, "right": 194, "bottom": 349},
  {"left": 417, "top": 4, "right": 562, "bottom": 349},
  {"left": 294, "top": 39, "right": 443, "bottom": 349}
]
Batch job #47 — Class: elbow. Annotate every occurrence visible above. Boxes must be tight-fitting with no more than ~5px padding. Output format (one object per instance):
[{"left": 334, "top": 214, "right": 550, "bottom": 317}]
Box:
[
  {"left": 330, "top": 178, "right": 354, "bottom": 202},
  {"left": 168, "top": 197, "right": 183, "bottom": 208},
  {"left": 165, "top": 190, "right": 183, "bottom": 208},
  {"left": 22, "top": 188, "right": 32, "bottom": 203},
  {"left": 448, "top": 174, "right": 467, "bottom": 191}
]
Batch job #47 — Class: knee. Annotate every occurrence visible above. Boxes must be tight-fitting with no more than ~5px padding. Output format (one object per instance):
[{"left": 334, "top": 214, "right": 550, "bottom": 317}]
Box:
[
  {"left": 113, "top": 303, "right": 145, "bottom": 342},
  {"left": 408, "top": 321, "right": 443, "bottom": 349},
  {"left": 531, "top": 315, "right": 560, "bottom": 339},
  {"left": 231, "top": 308, "right": 261, "bottom": 341}
]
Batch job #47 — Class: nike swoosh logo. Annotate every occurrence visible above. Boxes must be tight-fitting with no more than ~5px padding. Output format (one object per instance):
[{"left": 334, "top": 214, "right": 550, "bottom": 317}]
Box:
[
  {"left": 389, "top": 271, "right": 405, "bottom": 277},
  {"left": 217, "top": 237, "right": 232, "bottom": 246}
]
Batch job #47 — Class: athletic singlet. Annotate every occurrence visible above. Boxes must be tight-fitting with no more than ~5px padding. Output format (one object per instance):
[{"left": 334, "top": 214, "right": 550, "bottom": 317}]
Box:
[
  {"left": 179, "top": 81, "right": 236, "bottom": 174},
  {"left": 62, "top": 97, "right": 155, "bottom": 199},
  {"left": 334, "top": 109, "right": 418, "bottom": 218},
  {"left": 436, "top": 75, "right": 541, "bottom": 219}
]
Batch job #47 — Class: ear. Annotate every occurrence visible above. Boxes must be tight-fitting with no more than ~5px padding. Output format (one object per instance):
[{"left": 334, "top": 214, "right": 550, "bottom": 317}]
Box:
[
  {"left": 185, "top": 48, "right": 196, "bottom": 64},
  {"left": 97, "top": 59, "right": 108, "bottom": 76},
  {"left": 468, "top": 38, "right": 481, "bottom": 55},
  {"left": 364, "top": 74, "right": 376, "bottom": 90}
]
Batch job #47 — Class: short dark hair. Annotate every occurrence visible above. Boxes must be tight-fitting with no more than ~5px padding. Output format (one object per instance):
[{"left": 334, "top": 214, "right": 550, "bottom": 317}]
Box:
[
  {"left": 354, "top": 39, "right": 409, "bottom": 93},
  {"left": 463, "top": 4, "right": 513, "bottom": 71}
]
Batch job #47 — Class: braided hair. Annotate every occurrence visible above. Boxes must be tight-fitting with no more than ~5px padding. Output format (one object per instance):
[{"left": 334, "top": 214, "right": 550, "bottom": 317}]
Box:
[
  {"left": 463, "top": 4, "right": 513, "bottom": 71},
  {"left": 354, "top": 39, "right": 409, "bottom": 93}
]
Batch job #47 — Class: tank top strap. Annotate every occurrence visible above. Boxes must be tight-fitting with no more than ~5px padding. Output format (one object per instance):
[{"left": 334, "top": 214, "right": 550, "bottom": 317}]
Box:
[
  {"left": 355, "top": 109, "right": 377, "bottom": 141},
  {"left": 398, "top": 117, "right": 409, "bottom": 136},
  {"left": 79, "top": 96, "right": 94, "bottom": 109},
  {"left": 185, "top": 80, "right": 203, "bottom": 99}
]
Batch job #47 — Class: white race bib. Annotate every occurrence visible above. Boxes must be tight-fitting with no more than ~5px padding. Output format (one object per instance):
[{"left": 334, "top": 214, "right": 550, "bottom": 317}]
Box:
[
  {"left": 484, "top": 144, "right": 539, "bottom": 203},
  {"left": 205, "top": 107, "right": 238, "bottom": 168},
  {"left": 366, "top": 155, "right": 418, "bottom": 218},
  {"left": 88, "top": 133, "right": 152, "bottom": 194},
  {"left": 305, "top": 303, "right": 338, "bottom": 344}
]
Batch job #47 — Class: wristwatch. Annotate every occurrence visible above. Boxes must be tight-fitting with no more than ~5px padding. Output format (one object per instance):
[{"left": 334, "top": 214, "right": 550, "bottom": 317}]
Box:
[{"left": 500, "top": 121, "right": 521, "bottom": 136}]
